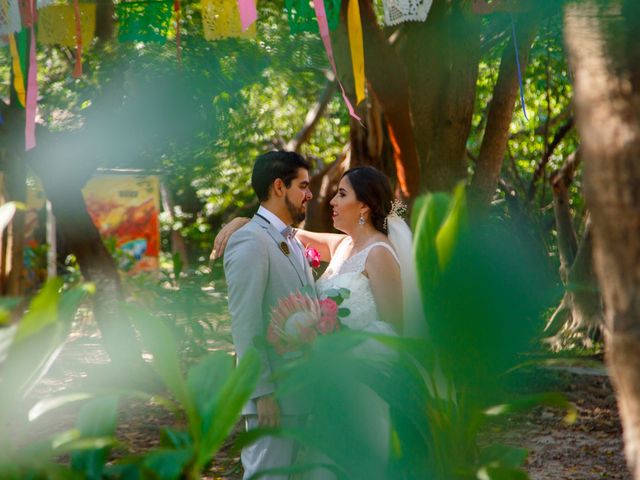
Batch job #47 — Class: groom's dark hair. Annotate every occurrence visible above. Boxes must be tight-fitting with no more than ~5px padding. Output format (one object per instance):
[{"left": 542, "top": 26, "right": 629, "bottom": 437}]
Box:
[{"left": 252, "top": 151, "right": 311, "bottom": 202}]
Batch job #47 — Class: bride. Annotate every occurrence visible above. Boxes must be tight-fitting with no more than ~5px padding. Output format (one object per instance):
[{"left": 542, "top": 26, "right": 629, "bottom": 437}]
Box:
[{"left": 214, "top": 165, "right": 422, "bottom": 479}]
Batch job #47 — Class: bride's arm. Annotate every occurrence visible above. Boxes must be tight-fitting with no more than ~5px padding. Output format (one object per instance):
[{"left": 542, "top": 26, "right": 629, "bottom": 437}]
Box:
[
  {"left": 365, "top": 248, "right": 403, "bottom": 333},
  {"left": 295, "top": 230, "right": 345, "bottom": 263},
  {"left": 210, "top": 217, "right": 345, "bottom": 262}
]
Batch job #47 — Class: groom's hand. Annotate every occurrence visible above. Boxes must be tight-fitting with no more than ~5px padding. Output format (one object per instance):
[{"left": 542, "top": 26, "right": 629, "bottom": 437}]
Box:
[{"left": 256, "top": 394, "right": 281, "bottom": 427}]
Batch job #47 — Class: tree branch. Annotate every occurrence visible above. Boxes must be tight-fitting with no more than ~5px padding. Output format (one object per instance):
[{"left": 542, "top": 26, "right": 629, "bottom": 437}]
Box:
[
  {"left": 357, "top": 0, "right": 420, "bottom": 198},
  {"left": 470, "top": 13, "right": 539, "bottom": 207},
  {"left": 527, "top": 117, "right": 574, "bottom": 201},
  {"left": 286, "top": 73, "right": 337, "bottom": 152}
]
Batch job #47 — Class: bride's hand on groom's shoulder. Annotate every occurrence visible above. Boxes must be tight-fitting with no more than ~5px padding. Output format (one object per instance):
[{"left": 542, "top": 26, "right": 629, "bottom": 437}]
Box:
[{"left": 210, "top": 217, "right": 251, "bottom": 260}]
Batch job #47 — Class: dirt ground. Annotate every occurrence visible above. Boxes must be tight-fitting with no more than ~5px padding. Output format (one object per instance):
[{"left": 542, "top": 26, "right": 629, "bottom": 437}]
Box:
[{"left": 25, "top": 330, "right": 630, "bottom": 480}]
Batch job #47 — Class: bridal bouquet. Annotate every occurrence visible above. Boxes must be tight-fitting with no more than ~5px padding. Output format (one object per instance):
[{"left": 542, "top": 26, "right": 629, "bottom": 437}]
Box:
[{"left": 267, "top": 288, "right": 350, "bottom": 356}]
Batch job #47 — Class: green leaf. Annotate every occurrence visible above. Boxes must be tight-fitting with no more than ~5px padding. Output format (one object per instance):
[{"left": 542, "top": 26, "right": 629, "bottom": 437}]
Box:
[
  {"left": 56, "top": 437, "right": 119, "bottom": 453},
  {"left": 14, "top": 278, "right": 63, "bottom": 344},
  {"left": 196, "top": 349, "right": 261, "bottom": 471},
  {"left": 477, "top": 465, "right": 529, "bottom": 480},
  {"left": 485, "top": 392, "right": 577, "bottom": 424},
  {"left": 412, "top": 192, "right": 451, "bottom": 294},
  {"left": 435, "top": 182, "right": 467, "bottom": 271},
  {"left": 2, "top": 322, "right": 67, "bottom": 399},
  {"left": 160, "top": 428, "right": 192, "bottom": 449},
  {"left": 338, "top": 288, "right": 350, "bottom": 299},
  {"left": 71, "top": 396, "right": 119, "bottom": 479},
  {"left": 141, "top": 448, "right": 194, "bottom": 480},
  {"left": 186, "top": 351, "right": 234, "bottom": 434},
  {"left": 323, "top": 288, "right": 340, "bottom": 298},
  {"left": 0, "top": 297, "right": 21, "bottom": 326},
  {"left": 123, "top": 304, "right": 191, "bottom": 409},
  {"left": 300, "top": 285, "right": 315, "bottom": 297},
  {"left": 338, "top": 308, "right": 350, "bottom": 318},
  {"left": 29, "top": 392, "right": 94, "bottom": 422},
  {"left": 479, "top": 444, "right": 528, "bottom": 469}
]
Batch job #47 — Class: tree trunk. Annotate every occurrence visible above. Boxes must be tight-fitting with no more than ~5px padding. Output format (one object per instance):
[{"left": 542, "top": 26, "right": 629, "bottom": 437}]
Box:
[
  {"left": 31, "top": 159, "right": 145, "bottom": 368},
  {"left": 398, "top": 0, "right": 481, "bottom": 192},
  {"left": 357, "top": 0, "right": 420, "bottom": 197},
  {"left": 470, "top": 13, "right": 539, "bottom": 207},
  {"left": 565, "top": 1, "right": 640, "bottom": 476},
  {"left": 4, "top": 151, "right": 26, "bottom": 296}
]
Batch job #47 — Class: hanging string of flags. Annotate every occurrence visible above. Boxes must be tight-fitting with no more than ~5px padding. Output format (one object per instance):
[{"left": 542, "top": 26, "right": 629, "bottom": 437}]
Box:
[{"left": 2, "top": 0, "right": 435, "bottom": 149}]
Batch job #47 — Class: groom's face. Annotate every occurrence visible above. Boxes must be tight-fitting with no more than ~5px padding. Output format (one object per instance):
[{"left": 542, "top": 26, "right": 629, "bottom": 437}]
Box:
[{"left": 283, "top": 168, "right": 312, "bottom": 225}]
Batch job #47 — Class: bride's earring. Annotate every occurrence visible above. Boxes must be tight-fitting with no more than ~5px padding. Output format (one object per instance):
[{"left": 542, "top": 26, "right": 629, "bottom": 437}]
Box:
[{"left": 359, "top": 213, "right": 365, "bottom": 226}]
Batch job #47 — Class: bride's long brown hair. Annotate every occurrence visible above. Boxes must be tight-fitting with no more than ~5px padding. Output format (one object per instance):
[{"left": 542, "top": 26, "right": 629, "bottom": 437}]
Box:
[{"left": 342, "top": 166, "right": 393, "bottom": 234}]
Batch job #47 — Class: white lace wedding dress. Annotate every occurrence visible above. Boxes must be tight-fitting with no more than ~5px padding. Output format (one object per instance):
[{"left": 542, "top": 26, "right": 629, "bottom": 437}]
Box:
[
  {"left": 306, "top": 238, "right": 399, "bottom": 480},
  {"left": 317, "top": 238, "right": 399, "bottom": 337}
]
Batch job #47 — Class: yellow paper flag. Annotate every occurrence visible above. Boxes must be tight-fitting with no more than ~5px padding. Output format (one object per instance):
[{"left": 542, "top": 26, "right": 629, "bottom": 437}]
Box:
[
  {"left": 8, "top": 34, "right": 26, "bottom": 107},
  {"left": 37, "top": 3, "right": 96, "bottom": 48},
  {"left": 201, "top": 0, "right": 256, "bottom": 41},
  {"left": 347, "top": 0, "right": 365, "bottom": 105}
]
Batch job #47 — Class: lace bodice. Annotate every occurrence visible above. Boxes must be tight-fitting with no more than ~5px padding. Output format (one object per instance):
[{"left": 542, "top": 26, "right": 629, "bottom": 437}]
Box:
[{"left": 316, "top": 239, "right": 399, "bottom": 333}]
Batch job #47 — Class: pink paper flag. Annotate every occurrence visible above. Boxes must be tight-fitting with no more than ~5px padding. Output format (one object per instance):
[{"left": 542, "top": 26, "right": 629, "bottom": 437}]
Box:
[
  {"left": 313, "top": 0, "right": 360, "bottom": 121},
  {"left": 25, "top": 24, "right": 38, "bottom": 150},
  {"left": 237, "top": 0, "right": 257, "bottom": 32}
]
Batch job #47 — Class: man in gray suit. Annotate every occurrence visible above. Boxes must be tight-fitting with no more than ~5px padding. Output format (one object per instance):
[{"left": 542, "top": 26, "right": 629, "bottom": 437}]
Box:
[{"left": 224, "top": 151, "right": 315, "bottom": 479}]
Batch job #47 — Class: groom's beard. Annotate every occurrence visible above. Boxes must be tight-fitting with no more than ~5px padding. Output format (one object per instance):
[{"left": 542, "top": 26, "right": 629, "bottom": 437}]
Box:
[{"left": 285, "top": 195, "right": 306, "bottom": 225}]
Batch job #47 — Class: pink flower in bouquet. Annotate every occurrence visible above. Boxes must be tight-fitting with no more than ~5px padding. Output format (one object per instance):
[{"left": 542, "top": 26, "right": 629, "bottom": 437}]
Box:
[
  {"left": 267, "top": 291, "right": 341, "bottom": 355},
  {"left": 305, "top": 247, "right": 321, "bottom": 268},
  {"left": 319, "top": 298, "right": 338, "bottom": 317}
]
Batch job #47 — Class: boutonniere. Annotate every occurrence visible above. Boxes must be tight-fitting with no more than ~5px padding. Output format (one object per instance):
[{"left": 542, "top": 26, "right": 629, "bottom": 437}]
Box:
[
  {"left": 279, "top": 241, "right": 290, "bottom": 256},
  {"left": 305, "top": 247, "right": 321, "bottom": 269}
]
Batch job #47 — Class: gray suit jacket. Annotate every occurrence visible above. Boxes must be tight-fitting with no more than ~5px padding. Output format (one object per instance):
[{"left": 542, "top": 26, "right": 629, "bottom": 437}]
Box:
[{"left": 224, "top": 214, "right": 315, "bottom": 415}]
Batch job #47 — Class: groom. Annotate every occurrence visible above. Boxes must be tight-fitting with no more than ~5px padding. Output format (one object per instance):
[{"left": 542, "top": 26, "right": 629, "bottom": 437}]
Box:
[{"left": 224, "top": 151, "right": 315, "bottom": 480}]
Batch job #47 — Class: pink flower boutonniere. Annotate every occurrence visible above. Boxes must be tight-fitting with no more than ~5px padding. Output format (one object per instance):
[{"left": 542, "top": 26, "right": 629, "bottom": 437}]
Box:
[{"left": 305, "top": 246, "right": 321, "bottom": 269}]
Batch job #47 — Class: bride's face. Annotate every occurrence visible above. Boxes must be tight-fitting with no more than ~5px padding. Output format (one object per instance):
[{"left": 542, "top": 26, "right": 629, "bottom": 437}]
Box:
[{"left": 330, "top": 176, "right": 366, "bottom": 232}]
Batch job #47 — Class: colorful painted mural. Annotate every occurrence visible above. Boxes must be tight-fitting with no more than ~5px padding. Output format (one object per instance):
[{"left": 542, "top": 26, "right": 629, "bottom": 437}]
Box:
[{"left": 82, "top": 175, "right": 160, "bottom": 273}]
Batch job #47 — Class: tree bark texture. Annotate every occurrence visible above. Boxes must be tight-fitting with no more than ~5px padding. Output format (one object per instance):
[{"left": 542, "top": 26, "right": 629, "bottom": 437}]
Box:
[
  {"left": 357, "top": 0, "right": 420, "bottom": 197},
  {"left": 398, "top": 0, "right": 481, "bottom": 192},
  {"left": 470, "top": 13, "right": 539, "bottom": 206},
  {"left": 565, "top": 1, "right": 640, "bottom": 476}
]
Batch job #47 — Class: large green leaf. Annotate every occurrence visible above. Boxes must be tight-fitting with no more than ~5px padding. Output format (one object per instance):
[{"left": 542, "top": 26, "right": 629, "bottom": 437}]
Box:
[
  {"left": 412, "top": 192, "right": 452, "bottom": 296},
  {"left": 477, "top": 465, "right": 530, "bottom": 480},
  {"left": 71, "top": 396, "right": 120, "bottom": 479},
  {"left": 29, "top": 392, "right": 94, "bottom": 422},
  {"left": 485, "top": 392, "right": 577, "bottom": 424},
  {"left": 196, "top": 348, "right": 261, "bottom": 471},
  {"left": 479, "top": 444, "right": 528, "bottom": 469},
  {"left": 186, "top": 351, "right": 234, "bottom": 434},
  {"left": 434, "top": 182, "right": 467, "bottom": 271},
  {"left": 141, "top": 448, "right": 194, "bottom": 480},
  {"left": 0, "top": 297, "right": 21, "bottom": 326},
  {"left": 1, "top": 282, "right": 88, "bottom": 401},
  {"left": 13, "top": 278, "right": 62, "bottom": 344},
  {"left": 123, "top": 304, "right": 191, "bottom": 411}
]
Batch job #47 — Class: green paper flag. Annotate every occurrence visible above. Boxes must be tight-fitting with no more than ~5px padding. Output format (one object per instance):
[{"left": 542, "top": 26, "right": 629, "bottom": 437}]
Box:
[
  {"left": 116, "top": 0, "right": 173, "bottom": 43},
  {"left": 285, "top": 0, "right": 341, "bottom": 33}
]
